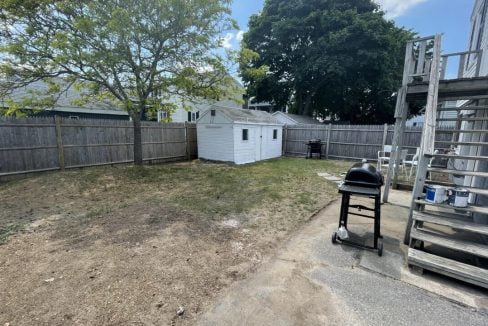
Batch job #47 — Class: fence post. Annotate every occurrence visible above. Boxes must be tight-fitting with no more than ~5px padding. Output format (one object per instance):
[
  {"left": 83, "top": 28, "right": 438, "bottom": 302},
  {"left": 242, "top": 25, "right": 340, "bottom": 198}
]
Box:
[
  {"left": 381, "top": 123, "right": 388, "bottom": 149},
  {"left": 184, "top": 122, "right": 190, "bottom": 160},
  {"left": 54, "top": 116, "right": 65, "bottom": 171},
  {"left": 325, "top": 124, "right": 332, "bottom": 159},
  {"left": 282, "top": 125, "right": 288, "bottom": 156}
]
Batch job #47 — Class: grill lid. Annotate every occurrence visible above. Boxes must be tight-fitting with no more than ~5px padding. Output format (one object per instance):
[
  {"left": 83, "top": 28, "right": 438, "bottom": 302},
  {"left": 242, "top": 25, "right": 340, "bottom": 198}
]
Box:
[{"left": 344, "top": 162, "right": 383, "bottom": 188}]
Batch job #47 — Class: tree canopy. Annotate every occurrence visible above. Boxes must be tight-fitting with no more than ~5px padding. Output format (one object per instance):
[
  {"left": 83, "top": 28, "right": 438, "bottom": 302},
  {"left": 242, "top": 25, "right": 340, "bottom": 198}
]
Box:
[
  {"left": 0, "top": 0, "right": 236, "bottom": 164},
  {"left": 239, "top": 0, "right": 416, "bottom": 123}
]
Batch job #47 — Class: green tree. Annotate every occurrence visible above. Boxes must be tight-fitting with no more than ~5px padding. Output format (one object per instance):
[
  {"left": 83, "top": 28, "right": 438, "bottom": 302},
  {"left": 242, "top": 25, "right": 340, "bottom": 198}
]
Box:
[
  {"left": 239, "top": 0, "right": 415, "bottom": 123},
  {"left": 0, "top": 0, "right": 236, "bottom": 165}
]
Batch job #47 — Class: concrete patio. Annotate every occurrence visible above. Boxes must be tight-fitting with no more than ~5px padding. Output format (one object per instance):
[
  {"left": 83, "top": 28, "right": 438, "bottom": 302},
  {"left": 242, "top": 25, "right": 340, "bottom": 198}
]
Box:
[{"left": 197, "top": 189, "right": 488, "bottom": 325}]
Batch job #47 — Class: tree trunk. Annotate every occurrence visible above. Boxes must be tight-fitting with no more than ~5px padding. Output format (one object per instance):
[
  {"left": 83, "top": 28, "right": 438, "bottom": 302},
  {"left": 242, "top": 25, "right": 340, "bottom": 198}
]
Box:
[
  {"left": 132, "top": 114, "right": 143, "bottom": 166},
  {"left": 303, "top": 92, "right": 313, "bottom": 117},
  {"left": 296, "top": 89, "right": 304, "bottom": 115}
]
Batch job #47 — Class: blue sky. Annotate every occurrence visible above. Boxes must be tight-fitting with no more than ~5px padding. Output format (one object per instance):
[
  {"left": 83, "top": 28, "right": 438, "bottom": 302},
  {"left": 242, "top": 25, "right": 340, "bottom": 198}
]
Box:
[{"left": 224, "top": 0, "right": 476, "bottom": 54}]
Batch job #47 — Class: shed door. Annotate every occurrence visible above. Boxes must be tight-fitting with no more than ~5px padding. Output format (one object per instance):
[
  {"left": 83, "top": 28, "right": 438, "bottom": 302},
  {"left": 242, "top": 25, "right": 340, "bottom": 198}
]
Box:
[{"left": 255, "top": 126, "right": 263, "bottom": 161}]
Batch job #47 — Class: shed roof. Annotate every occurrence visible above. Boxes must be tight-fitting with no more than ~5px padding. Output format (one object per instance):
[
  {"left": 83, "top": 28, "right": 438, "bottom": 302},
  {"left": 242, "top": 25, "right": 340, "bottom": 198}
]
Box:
[
  {"left": 209, "top": 105, "right": 281, "bottom": 124},
  {"left": 272, "top": 112, "right": 322, "bottom": 125}
]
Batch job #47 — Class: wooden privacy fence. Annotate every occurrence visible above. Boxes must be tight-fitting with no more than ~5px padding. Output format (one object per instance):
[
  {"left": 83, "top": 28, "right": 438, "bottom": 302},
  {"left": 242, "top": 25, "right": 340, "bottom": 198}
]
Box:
[
  {"left": 0, "top": 117, "right": 197, "bottom": 176},
  {"left": 284, "top": 124, "right": 454, "bottom": 161},
  {"left": 1, "top": 117, "right": 456, "bottom": 177}
]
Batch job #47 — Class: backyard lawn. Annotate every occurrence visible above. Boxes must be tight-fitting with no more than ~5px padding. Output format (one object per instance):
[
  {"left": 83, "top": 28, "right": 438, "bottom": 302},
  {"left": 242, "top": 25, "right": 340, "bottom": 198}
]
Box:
[{"left": 0, "top": 157, "right": 351, "bottom": 325}]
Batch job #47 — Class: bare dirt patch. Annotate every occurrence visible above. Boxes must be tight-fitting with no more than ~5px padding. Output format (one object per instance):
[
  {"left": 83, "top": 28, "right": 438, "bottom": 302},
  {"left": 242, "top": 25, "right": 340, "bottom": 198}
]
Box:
[{"left": 0, "top": 158, "right": 351, "bottom": 325}]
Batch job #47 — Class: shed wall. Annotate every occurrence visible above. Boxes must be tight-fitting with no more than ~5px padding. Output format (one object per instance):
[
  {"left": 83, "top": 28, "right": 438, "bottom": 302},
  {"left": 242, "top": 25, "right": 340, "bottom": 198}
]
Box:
[
  {"left": 233, "top": 124, "right": 282, "bottom": 164},
  {"left": 197, "top": 124, "right": 234, "bottom": 162},
  {"left": 260, "top": 125, "right": 283, "bottom": 160},
  {"left": 233, "top": 124, "right": 259, "bottom": 164}
]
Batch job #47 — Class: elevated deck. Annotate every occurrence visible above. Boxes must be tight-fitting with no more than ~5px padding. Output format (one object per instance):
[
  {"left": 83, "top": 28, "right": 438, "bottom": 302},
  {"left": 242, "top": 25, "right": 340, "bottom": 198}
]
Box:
[{"left": 407, "top": 77, "right": 488, "bottom": 101}]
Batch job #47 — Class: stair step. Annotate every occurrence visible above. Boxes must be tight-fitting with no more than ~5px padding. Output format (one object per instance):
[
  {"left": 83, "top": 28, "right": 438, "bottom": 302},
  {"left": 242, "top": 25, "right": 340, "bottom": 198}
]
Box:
[
  {"left": 413, "top": 211, "right": 488, "bottom": 236},
  {"left": 437, "top": 117, "right": 488, "bottom": 122},
  {"left": 423, "top": 182, "right": 488, "bottom": 196},
  {"left": 427, "top": 168, "right": 488, "bottom": 178},
  {"left": 468, "top": 187, "right": 488, "bottom": 196},
  {"left": 429, "top": 154, "right": 488, "bottom": 161},
  {"left": 415, "top": 199, "right": 488, "bottom": 215},
  {"left": 408, "top": 248, "right": 488, "bottom": 289},
  {"left": 434, "top": 141, "right": 488, "bottom": 146},
  {"left": 436, "top": 129, "right": 488, "bottom": 133},
  {"left": 410, "top": 228, "right": 488, "bottom": 259},
  {"left": 437, "top": 106, "right": 488, "bottom": 111}
]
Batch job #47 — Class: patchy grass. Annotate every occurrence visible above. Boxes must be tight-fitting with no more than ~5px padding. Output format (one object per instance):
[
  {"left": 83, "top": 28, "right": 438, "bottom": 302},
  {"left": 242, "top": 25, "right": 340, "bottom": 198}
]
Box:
[
  {"left": 0, "top": 157, "right": 352, "bottom": 324},
  {"left": 0, "top": 157, "right": 351, "bottom": 243}
]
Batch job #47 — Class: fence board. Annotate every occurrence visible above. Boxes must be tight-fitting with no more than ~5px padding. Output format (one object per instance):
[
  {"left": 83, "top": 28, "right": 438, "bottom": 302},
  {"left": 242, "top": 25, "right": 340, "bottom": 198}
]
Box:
[
  {"left": 1, "top": 116, "right": 455, "bottom": 176},
  {"left": 0, "top": 117, "right": 197, "bottom": 176},
  {"left": 284, "top": 124, "right": 454, "bottom": 161}
]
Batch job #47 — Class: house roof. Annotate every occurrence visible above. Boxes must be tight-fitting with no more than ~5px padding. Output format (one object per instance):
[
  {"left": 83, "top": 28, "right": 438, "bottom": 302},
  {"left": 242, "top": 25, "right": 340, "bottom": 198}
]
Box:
[
  {"left": 1, "top": 79, "right": 127, "bottom": 115},
  {"left": 209, "top": 105, "right": 281, "bottom": 124},
  {"left": 272, "top": 112, "right": 322, "bottom": 125}
]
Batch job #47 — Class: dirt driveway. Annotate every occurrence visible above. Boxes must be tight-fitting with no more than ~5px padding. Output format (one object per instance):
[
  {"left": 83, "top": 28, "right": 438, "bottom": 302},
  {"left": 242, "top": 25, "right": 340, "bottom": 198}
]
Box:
[{"left": 0, "top": 158, "right": 350, "bottom": 325}]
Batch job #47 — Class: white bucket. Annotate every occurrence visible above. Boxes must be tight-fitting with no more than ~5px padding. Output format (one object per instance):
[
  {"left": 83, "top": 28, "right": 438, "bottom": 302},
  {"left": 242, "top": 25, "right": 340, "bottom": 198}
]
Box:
[
  {"left": 448, "top": 188, "right": 470, "bottom": 208},
  {"left": 425, "top": 185, "right": 447, "bottom": 204}
]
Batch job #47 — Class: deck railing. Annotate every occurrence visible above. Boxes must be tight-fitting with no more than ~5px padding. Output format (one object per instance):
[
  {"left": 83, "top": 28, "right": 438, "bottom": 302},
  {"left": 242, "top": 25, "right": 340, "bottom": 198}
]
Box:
[
  {"left": 405, "top": 35, "right": 484, "bottom": 82},
  {"left": 440, "top": 49, "right": 483, "bottom": 79}
]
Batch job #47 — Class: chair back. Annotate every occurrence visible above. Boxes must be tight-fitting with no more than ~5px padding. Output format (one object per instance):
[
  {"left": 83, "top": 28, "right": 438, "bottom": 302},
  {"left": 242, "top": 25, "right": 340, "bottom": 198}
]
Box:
[
  {"left": 412, "top": 148, "right": 420, "bottom": 161},
  {"left": 383, "top": 145, "right": 392, "bottom": 153},
  {"left": 399, "top": 149, "right": 408, "bottom": 162}
]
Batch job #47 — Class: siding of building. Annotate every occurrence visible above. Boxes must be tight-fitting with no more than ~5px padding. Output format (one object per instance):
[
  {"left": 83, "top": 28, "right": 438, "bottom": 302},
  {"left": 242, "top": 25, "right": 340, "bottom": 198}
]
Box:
[
  {"left": 232, "top": 124, "right": 282, "bottom": 164},
  {"left": 460, "top": 0, "right": 488, "bottom": 230},
  {"left": 197, "top": 111, "right": 234, "bottom": 162},
  {"left": 197, "top": 106, "right": 283, "bottom": 165}
]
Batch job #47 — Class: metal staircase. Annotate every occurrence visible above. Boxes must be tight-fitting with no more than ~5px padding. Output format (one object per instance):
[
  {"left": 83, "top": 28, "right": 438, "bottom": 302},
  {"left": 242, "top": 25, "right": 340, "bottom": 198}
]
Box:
[{"left": 385, "top": 34, "right": 488, "bottom": 288}]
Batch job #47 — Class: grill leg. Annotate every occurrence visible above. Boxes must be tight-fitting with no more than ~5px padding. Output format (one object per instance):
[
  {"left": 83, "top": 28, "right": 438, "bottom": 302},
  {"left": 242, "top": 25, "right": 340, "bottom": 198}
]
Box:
[
  {"left": 373, "top": 194, "right": 381, "bottom": 249},
  {"left": 339, "top": 193, "right": 348, "bottom": 229},
  {"left": 344, "top": 194, "right": 350, "bottom": 229},
  {"left": 338, "top": 193, "right": 350, "bottom": 229}
]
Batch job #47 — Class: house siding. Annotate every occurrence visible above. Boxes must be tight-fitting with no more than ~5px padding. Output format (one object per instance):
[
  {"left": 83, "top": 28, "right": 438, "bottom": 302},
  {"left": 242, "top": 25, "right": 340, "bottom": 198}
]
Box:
[
  {"left": 465, "top": 0, "right": 488, "bottom": 77},
  {"left": 32, "top": 110, "right": 129, "bottom": 121},
  {"left": 461, "top": 0, "right": 488, "bottom": 232}
]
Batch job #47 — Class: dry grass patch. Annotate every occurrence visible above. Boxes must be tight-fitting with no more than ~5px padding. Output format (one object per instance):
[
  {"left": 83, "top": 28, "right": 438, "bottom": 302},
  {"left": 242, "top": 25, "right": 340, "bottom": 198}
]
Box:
[{"left": 0, "top": 157, "right": 351, "bottom": 325}]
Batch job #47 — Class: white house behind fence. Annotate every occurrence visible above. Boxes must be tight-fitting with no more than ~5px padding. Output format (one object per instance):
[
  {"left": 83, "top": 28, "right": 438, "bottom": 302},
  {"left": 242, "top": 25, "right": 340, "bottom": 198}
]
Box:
[{"left": 197, "top": 106, "right": 283, "bottom": 164}]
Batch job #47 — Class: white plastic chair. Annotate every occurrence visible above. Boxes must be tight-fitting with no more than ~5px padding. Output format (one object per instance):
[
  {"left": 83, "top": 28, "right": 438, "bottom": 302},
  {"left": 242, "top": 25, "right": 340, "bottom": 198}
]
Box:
[
  {"left": 377, "top": 145, "right": 392, "bottom": 172},
  {"left": 398, "top": 149, "right": 409, "bottom": 175},
  {"left": 379, "top": 148, "right": 408, "bottom": 178},
  {"left": 404, "top": 148, "right": 420, "bottom": 179},
  {"left": 404, "top": 148, "right": 439, "bottom": 180}
]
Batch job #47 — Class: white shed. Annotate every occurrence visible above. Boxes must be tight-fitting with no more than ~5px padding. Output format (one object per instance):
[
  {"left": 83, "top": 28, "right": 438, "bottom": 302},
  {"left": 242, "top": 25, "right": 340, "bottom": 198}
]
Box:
[{"left": 197, "top": 106, "right": 283, "bottom": 164}]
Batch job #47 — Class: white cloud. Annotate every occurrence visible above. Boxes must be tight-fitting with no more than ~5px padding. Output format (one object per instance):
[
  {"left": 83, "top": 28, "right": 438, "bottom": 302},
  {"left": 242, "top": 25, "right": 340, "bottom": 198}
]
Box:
[
  {"left": 375, "top": 0, "right": 427, "bottom": 19},
  {"left": 236, "top": 30, "right": 245, "bottom": 42},
  {"left": 221, "top": 32, "right": 234, "bottom": 49}
]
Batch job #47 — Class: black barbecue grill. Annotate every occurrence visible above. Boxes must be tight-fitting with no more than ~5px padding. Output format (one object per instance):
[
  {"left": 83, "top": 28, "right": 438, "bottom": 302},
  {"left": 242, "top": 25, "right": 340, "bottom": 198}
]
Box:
[
  {"left": 305, "top": 139, "right": 323, "bottom": 159},
  {"left": 332, "top": 161, "right": 384, "bottom": 256}
]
